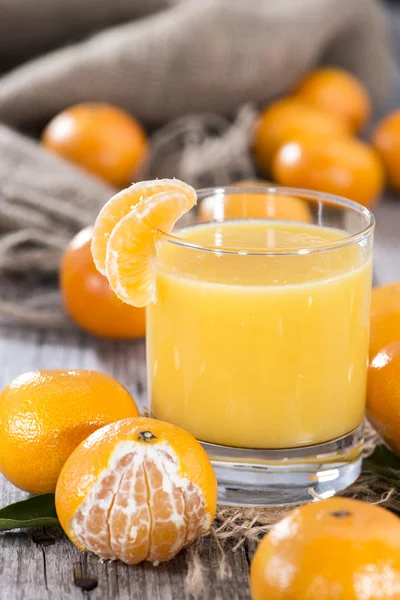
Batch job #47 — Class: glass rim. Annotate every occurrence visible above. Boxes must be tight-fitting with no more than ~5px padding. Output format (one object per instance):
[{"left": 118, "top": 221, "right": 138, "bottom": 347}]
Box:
[{"left": 156, "top": 186, "right": 375, "bottom": 257}]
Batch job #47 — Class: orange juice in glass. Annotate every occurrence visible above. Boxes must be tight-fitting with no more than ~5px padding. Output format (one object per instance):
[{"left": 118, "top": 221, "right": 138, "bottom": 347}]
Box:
[{"left": 147, "top": 187, "right": 374, "bottom": 506}]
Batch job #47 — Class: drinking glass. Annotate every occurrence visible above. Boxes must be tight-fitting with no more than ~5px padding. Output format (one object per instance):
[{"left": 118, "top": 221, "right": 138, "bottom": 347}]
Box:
[{"left": 146, "top": 186, "right": 374, "bottom": 506}]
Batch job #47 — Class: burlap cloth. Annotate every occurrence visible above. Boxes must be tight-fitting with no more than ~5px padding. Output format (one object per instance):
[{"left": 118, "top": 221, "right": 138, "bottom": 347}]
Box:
[{"left": 0, "top": 0, "right": 397, "bottom": 574}]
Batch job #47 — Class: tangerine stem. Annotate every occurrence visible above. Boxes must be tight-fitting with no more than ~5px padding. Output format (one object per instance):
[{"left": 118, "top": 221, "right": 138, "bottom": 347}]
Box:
[{"left": 138, "top": 431, "right": 157, "bottom": 442}]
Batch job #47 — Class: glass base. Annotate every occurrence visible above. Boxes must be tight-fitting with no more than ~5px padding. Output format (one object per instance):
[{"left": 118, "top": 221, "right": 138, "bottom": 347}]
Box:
[{"left": 201, "top": 425, "right": 363, "bottom": 507}]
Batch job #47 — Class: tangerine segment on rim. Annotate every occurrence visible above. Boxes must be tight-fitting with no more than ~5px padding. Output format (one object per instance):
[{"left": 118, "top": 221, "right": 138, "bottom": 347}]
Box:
[
  {"left": 91, "top": 179, "right": 196, "bottom": 274},
  {"left": 105, "top": 189, "right": 197, "bottom": 307}
]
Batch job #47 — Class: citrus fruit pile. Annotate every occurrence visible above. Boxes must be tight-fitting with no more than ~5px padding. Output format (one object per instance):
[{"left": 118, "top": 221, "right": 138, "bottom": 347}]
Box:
[
  {"left": 0, "top": 369, "right": 217, "bottom": 565},
  {"left": 43, "top": 68, "right": 400, "bottom": 339},
  {"left": 1, "top": 366, "right": 400, "bottom": 591},
  {"left": 39, "top": 69, "right": 400, "bottom": 210},
  {"left": 253, "top": 66, "right": 396, "bottom": 209}
]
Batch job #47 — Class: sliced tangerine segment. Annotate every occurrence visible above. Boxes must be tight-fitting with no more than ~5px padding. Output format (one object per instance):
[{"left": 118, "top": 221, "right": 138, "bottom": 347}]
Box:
[
  {"left": 145, "top": 453, "right": 187, "bottom": 563},
  {"left": 74, "top": 452, "right": 131, "bottom": 559},
  {"left": 91, "top": 179, "right": 196, "bottom": 274},
  {"left": 109, "top": 454, "right": 151, "bottom": 564},
  {"left": 105, "top": 188, "right": 197, "bottom": 307},
  {"left": 183, "top": 481, "right": 207, "bottom": 546}
]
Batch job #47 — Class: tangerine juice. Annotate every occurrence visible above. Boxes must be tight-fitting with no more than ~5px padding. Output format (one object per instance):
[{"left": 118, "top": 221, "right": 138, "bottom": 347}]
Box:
[{"left": 147, "top": 219, "right": 372, "bottom": 449}]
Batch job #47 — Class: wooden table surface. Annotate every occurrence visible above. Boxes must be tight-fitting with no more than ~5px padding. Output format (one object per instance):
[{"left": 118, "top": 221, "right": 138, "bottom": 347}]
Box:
[{"left": 2, "top": 6, "right": 400, "bottom": 600}]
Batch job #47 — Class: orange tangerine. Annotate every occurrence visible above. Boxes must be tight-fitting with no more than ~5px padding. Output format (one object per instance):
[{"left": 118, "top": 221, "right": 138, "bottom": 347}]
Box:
[
  {"left": 60, "top": 226, "right": 145, "bottom": 339},
  {"left": 56, "top": 417, "right": 217, "bottom": 565},
  {"left": 0, "top": 370, "right": 139, "bottom": 494},
  {"left": 293, "top": 67, "right": 371, "bottom": 133},
  {"left": 199, "top": 180, "right": 312, "bottom": 223},
  {"left": 370, "top": 282, "right": 400, "bottom": 359},
  {"left": 372, "top": 109, "right": 400, "bottom": 193},
  {"left": 368, "top": 341, "right": 400, "bottom": 456},
  {"left": 91, "top": 178, "right": 196, "bottom": 275},
  {"left": 42, "top": 103, "right": 147, "bottom": 187},
  {"left": 250, "top": 497, "right": 400, "bottom": 600},
  {"left": 272, "top": 136, "right": 384, "bottom": 208},
  {"left": 253, "top": 98, "right": 348, "bottom": 175}
]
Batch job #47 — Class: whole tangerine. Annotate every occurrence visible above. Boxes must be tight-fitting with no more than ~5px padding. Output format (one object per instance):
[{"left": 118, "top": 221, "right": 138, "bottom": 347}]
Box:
[
  {"left": 56, "top": 417, "right": 217, "bottom": 565},
  {"left": 60, "top": 226, "right": 145, "bottom": 339},
  {"left": 0, "top": 370, "right": 139, "bottom": 494},
  {"left": 42, "top": 102, "right": 147, "bottom": 187},
  {"left": 272, "top": 136, "right": 384, "bottom": 208},
  {"left": 251, "top": 497, "right": 400, "bottom": 600},
  {"left": 294, "top": 67, "right": 371, "bottom": 133},
  {"left": 372, "top": 109, "right": 400, "bottom": 193},
  {"left": 252, "top": 98, "right": 348, "bottom": 175},
  {"left": 368, "top": 341, "right": 400, "bottom": 456},
  {"left": 199, "top": 180, "right": 311, "bottom": 223},
  {"left": 370, "top": 282, "right": 400, "bottom": 359}
]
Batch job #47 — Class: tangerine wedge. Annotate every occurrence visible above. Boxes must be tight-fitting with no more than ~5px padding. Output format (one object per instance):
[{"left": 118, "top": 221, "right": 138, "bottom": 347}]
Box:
[
  {"left": 91, "top": 179, "right": 196, "bottom": 275},
  {"left": 104, "top": 186, "right": 196, "bottom": 307}
]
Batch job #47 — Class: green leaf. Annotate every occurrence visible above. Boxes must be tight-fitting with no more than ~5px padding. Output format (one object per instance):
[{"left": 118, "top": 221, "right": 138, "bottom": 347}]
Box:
[
  {"left": 0, "top": 494, "right": 59, "bottom": 531},
  {"left": 363, "top": 444, "right": 400, "bottom": 487}
]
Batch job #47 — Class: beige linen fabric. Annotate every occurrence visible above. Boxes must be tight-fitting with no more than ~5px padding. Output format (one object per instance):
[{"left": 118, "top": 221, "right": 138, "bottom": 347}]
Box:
[{"left": 0, "top": 0, "right": 390, "bottom": 127}]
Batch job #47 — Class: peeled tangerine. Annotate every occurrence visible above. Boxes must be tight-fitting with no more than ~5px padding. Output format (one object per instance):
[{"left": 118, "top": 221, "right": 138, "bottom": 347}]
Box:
[{"left": 56, "top": 417, "right": 217, "bottom": 565}]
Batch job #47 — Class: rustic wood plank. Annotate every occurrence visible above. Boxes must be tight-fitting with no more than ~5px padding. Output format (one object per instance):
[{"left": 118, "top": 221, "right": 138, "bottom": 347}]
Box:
[{"left": 188, "top": 536, "right": 251, "bottom": 600}]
